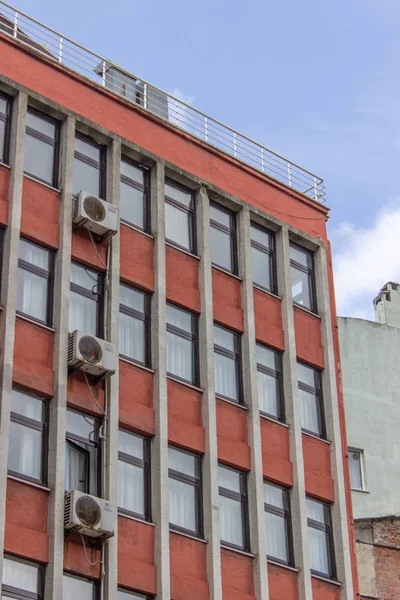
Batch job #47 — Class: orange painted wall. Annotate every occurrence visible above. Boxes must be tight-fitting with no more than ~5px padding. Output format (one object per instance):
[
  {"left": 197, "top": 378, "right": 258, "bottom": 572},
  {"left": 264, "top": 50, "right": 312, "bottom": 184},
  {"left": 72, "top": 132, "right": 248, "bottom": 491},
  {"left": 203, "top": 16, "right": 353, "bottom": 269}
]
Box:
[
  {"left": 71, "top": 230, "right": 107, "bottom": 272},
  {"left": 221, "top": 548, "right": 255, "bottom": 600},
  {"left": 118, "top": 517, "right": 157, "bottom": 595},
  {"left": 170, "top": 533, "right": 208, "bottom": 600},
  {"left": 166, "top": 245, "right": 200, "bottom": 313},
  {"left": 212, "top": 268, "right": 243, "bottom": 332},
  {"left": 311, "top": 577, "right": 341, "bottom": 600},
  {"left": 120, "top": 226, "right": 154, "bottom": 292},
  {"left": 5, "top": 478, "right": 48, "bottom": 563},
  {"left": 64, "top": 537, "right": 101, "bottom": 580},
  {"left": 21, "top": 176, "right": 59, "bottom": 249},
  {"left": 13, "top": 317, "right": 54, "bottom": 396},
  {"left": 67, "top": 372, "right": 105, "bottom": 416},
  {"left": 168, "top": 378, "right": 204, "bottom": 454},
  {"left": 119, "top": 360, "right": 155, "bottom": 435},
  {"left": 253, "top": 289, "right": 284, "bottom": 350},
  {"left": 261, "top": 418, "right": 293, "bottom": 487},
  {"left": 294, "top": 307, "right": 324, "bottom": 369},
  {"left": 217, "top": 399, "right": 250, "bottom": 470},
  {"left": 0, "top": 164, "right": 9, "bottom": 225},
  {"left": 303, "top": 434, "right": 334, "bottom": 502},
  {"left": 267, "top": 564, "right": 298, "bottom": 600}
]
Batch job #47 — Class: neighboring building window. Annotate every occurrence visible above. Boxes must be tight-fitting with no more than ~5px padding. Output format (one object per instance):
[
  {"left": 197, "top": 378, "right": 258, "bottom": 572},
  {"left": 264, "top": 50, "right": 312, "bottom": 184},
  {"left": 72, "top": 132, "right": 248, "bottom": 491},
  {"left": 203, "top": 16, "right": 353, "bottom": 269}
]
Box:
[
  {"left": 2, "top": 555, "right": 42, "bottom": 599},
  {"left": 166, "top": 304, "right": 199, "bottom": 385},
  {"left": 69, "top": 262, "right": 103, "bottom": 337},
  {"left": 168, "top": 446, "right": 202, "bottom": 537},
  {"left": 8, "top": 388, "right": 47, "bottom": 484},
  {"left": 73, "top": 133, "right": 105, "bottom": 198},
  {"left": 164, "top": 181, "right": 196, "bottom": 253},
  {"left": 65, "top": 409, "right": 100, "bottom": 496},
  {"left": 120, "top": 158, "right": 149, "bottom": 232},
  {"left": 251, "top": 223, "right": 276, "bottom": 293},
  {"left": 118, "top": 429, "right": 151, "bottom": 521},
  {"left": 264, "top": 482, "right": 293, "bottom": 565},
  {"left": 118, "top": 590, "right": 152, "bottom": 600},
  {"left": 307, "top": 497, "right": 335, "bottom": 579},
  {"left": 218, "top": 464, "right": 249, "bottom": 550},
  {"left": 210, "top": 203, "right": 237, "bottom": 273},
  {"left": 24, "top": 108, "right": 59, "bottom": 187},
  {"left": 297, "top": 362, "right": 325, "bottom": 438},
  {"left": 63, "top": 573, "right": 96, "bottom": 600},
  {"left": 17, "top": 238, "right": 54, "bottom": 326},
  {"left": 0, "top": 92, "right": 11, "bottom": 165},
  {"left": 256, "top": 343, "right": 284, "bottom": 421},
  {"left": 214, "top": 324, "right": 242, "bottom": 404},
  {"left": 349, "top": 449, "right": 364, "bottom": 490},
  {"left": 290, "top": 243, "right": 317, "bottom": 312},
  {"left": 119, "top": 284, "right": 151, "bottom": 367}
]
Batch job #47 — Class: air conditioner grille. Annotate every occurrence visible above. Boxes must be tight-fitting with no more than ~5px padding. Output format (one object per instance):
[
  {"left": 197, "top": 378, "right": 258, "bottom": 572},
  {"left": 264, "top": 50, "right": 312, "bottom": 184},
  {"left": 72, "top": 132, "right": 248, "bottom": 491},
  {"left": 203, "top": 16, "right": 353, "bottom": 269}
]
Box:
[
  {"left": 67, "top": 332, "right": 75, "bottom": 364},
  {"left": 72, "top": 195, "right": 80, "bottom": 220},
  {"left": 64, "top": 492, "right": 72, "bottom": 527}
]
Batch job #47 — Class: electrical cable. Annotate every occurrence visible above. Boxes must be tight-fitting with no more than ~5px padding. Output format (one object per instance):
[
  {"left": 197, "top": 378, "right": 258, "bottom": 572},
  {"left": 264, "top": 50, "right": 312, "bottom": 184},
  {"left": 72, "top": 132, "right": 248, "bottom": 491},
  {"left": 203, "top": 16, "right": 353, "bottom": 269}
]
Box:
[
  {"left": 88, "top": 229, "right": 108, "bottom": 271},
  {"left": 79, "top": 533, "right": 104, "bottom": 567},
  {"left": 83, "top": 371, "right": 107, "bottom": 418}
]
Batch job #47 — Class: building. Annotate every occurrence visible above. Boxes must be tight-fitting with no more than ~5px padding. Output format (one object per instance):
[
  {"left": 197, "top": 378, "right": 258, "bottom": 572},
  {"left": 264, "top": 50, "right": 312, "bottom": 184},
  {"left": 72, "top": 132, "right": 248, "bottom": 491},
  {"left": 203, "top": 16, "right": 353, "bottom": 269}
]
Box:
[
  {"left": 0, "top": 3, "right": 358, "bottom": 599},
  {"left": 339, "top": 282, "right": 400, "bottom": 600}
]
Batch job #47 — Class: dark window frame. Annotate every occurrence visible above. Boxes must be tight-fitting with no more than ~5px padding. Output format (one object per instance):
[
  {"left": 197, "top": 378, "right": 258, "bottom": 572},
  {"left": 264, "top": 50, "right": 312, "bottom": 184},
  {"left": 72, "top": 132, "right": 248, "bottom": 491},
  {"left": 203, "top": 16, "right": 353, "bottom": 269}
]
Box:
[
  {"left": 118, "top": 429, "right": 151, "bottom": 522},
  {"left": 214, "top": 323, "right": 243, "bottom": 405},
  {"left": 24, "top": 106, "right": 60, "bottom": 188},
  {"left": 290, "top": 242, "right": 317, "bottom": 313},
  {"left": 17, "top": 238, "right": 55, "bottom": 327},
  {"left": 8, "top": 388, "right": 48, "bottom": 486},
  {"left": 2, "top": 554, "right": 44, "bottom": 600},
  {"left": 218, "top": 464, "right": 249, "bottom": 552},
  {"left": 119, "top": 283, "right": 151, "bottom": 368},
  {"left": 264, "top": 481, "right": 294, "bottom": 566},
  {"left": 210, "top": 201, "right": 238, "bottom": 275},
  {"left": 250, "top": 222, "right": 277, "bottom": 294},
  {"left": 74, "top": 132, "right": 106, "bottom": 199},
  {"left": 70, "top": 262, "right": 104, "bottom": 338},
  {"left": 164, "top": 179, "right": 196, "bottom": 254},
  {"left": 0, "top": 91, "right": 12, "bottom": 166},
  {"left": 168, "top": 446, "right": 203, "bottom": 538},
  {"left": 298, "top": 362, "right": 326, "bottom": 439},
  {"left": 307, "top": 498, "right": 336, "bottom": 580},
  {"left": 166, "top": 303, "right": 199, "bottom": 387},
  {"left": 256, "top": 343, "right": 284, "bottom": 422},
  {"left": 120, "top": 156, "right": 150, "bottom": 233},
  {"left": 65, "top": 409, "right": 101, "bottom": 497},
  {"left": 63, "top": 572, "right": 98, "bottom": 600}
]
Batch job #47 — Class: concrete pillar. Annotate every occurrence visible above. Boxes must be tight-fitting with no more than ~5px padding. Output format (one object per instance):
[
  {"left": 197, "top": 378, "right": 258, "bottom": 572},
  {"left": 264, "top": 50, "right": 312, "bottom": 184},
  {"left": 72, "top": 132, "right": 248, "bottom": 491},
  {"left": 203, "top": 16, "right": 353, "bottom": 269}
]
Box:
[
  {"left": 237, "top": 206, "right": 269, "bottom": 600},
  {"left": 45, "top": 114, "right": 75, "bottom": 600},
  {"left": 0, "top": 91, "right": 27, "bottom": 583},
  {"left": 150, "top": 160, "right": 170, "bottom": 600},
  {"left": 197, "top": 187, "right": 222, "bottom": 600}
]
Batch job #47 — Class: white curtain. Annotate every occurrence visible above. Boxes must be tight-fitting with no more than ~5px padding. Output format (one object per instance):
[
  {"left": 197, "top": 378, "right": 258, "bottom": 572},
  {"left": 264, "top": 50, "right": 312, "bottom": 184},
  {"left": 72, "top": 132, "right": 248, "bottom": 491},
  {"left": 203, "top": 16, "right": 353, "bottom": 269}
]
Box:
[
  {"left": 69, "top": 291, "right": 97, "bottom": 336},
  {"left": 214, "top": 352, "right": 237, "bottom": 401},
  {"left": 65, "top": 442, "right": 87, "bottom": 492},
  {"left": 166, "top": 331, "right": 192, "bottom": 381},
  {"left": 265, "top": 511, "right": 287, "bottom": 562},
  {"left": 3, "top": 557, "right": 38, "bottom": 593},
  {"left": 168, "top": 477, "right": 196, "bottom": 531},
  {"left": 17, "top": 269, "right": 47, "bottom": 321},
  {"left": 299, "top": 388, "right": 319, "bottom": 434},
  {"left": 219, "top": 494, "right": 243, "bottom": 547},
  {"left": 119, "top": 313, "right": 145, "bottom": 362},
  {"left": 118, "top": 460, "right": 144, "bottom": 515},
  {"left": 63, "top": 574, "right": 94, "bottom": 600},
  {"left": 8, "top": 421, "right": 41, "bottom": 480},
  {"left": 257, "top": 370, "right": 278, "bottom": 417}
]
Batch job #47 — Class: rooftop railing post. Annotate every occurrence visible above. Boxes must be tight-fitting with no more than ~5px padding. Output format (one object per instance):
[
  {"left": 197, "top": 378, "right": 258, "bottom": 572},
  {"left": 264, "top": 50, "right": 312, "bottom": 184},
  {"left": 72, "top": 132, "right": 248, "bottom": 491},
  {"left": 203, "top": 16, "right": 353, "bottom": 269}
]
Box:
[
  {"left": 174, "top": 100, "right": 178, "bottom": 125},
  {"left": 58, "top": 37, "right": 63, "bottom": 64},
  {"left": 261, "top": 148, "right": 265, "bottom": 173},
  {"left": 102, "top": 60, "right": 106, "bottom": 87},
  {"left": 314, "top": 176, "right": 318, "bottom": 201},
  {"left": 288, "top": 163, "right": 292, "bottom": 187},
  {"left": 143, "top": 83, "right": 148, "bottom": 110},
  {"left": 13, "top": 11, "right": 18, "bottom": 38},
  {"left": 233, "top": 132, "right": 237, "bottom": 158},
  {"left": 205, "top": 117, "right": 208, "bottom": 143}
]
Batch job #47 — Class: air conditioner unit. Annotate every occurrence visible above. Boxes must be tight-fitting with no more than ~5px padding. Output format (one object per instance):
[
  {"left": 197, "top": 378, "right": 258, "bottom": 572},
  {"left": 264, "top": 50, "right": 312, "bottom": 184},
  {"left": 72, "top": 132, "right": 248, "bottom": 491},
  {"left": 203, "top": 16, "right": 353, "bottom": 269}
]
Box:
[
  {"left": 68, "top": 330, "right": 116, "bottom": 380},
  {"left": 73, "top": 191, "right": 118, "bottom": 241},
  {"left": 65, "top": 490, "right": 116, "bottom": 539}
]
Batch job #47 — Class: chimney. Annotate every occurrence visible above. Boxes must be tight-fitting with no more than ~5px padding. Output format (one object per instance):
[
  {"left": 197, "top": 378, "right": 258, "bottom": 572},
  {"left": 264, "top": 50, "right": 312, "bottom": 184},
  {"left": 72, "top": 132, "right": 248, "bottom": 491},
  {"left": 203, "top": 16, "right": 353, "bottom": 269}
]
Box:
[{"left": 373, "top": 282, "right": 400, "bottom": 328}]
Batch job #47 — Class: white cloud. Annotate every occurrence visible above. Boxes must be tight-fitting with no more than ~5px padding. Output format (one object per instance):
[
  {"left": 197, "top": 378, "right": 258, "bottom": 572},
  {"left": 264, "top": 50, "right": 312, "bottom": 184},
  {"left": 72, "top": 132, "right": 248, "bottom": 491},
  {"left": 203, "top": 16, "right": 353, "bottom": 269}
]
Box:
[
  {"left": 332, "top": 202, "right": 400, "bottom": 319},
  {"left": 171, "top": 88, "right": 195, "bottom": 106}
]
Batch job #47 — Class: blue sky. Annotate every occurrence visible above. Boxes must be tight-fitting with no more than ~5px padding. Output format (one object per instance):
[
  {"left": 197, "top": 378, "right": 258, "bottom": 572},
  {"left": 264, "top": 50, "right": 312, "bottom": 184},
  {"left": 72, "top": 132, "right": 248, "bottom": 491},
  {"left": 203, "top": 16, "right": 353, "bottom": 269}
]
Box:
[{"left": 10, "top": 0, "right": 400, "bottom": 318}]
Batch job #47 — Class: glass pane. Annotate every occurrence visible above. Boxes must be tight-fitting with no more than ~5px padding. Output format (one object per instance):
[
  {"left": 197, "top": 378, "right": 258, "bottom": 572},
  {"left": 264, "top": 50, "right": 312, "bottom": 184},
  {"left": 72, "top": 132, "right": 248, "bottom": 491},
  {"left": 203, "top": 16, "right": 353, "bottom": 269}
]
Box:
[
  {"left": 75, "top": 137, "right": 100, "bottom": 162},
  {"left": 214, "top": 351, "right": 238, "bottom": 401},
  {"left": 307, "top": 498, "right": 325, "bottom": 523},
  {"left": 118, "top": 430, "right": 143, "bottom": 459},
  {"left": 265, "top": 511, "right": 288, "bottom": 562},
  {"left": 118, "top": 460, "right": 144, "bottom": 515},
  {"left": 169, "top": 447, "right": 196, "bottom": 477},
  {"left": 210, "top": 226, "right": 232, "bottom": 271},
  {"left": 256, "top": 345, "right": 276, "bottom": 370},
  {"left": 120, "top": 285, "right": 145, "bottom": 313},
  {"left": 251, "top": 245, "right": 271, "bottom": 290},
  {"left": 297, "top": 362, "right": 316, "bottom": 388},
  {"left": 17, "top": 268, "right": 48, "bottom": 322},
  {"left": 167, "top": 331, "right": 193, "bottom": 382},
  {"left": 73, "top": 156, "right": 100, "bottom": 196},
  {"left": 19, "top": 239, "right": 50, "bottom": 270},
  {"left": 0, "top": 119, "right": 5, "bottom": 162},
  {"left": 24, "top": 132, "right": 55, "bottom": 184},
  {"left": 66, "top": 410, "right": 95, "bottom": 440},
  {"left": 290, "top": 244, "right": 312, "bottom": 268},
  {"left": 121, "top": 160, "right": 144, "bottom": 184},
  {"left": 214, "top": 325, "right": 235, "bottom": 352},
  {"left": 70, "top": 263, "right": 98, "bottom": 291},
  {"left": 165, "top": 202, "right": 191, "bottom": 250},
  {"left": 69, "top": 291, "right": 97, "bottom": 335},
  {"left": 251, "top": 224, "right": 270, "bottom": 248},
  {"left": 11, "top": 389, "right": 42, "bottom": 421},
  {"left": 349, "top": 451, "right": 363, "bottom": 489},
  {"left": 291, "top": 265, "right": 312, "bottom": 309},
  {"left": 299, "top": 387, "right": 321, "bottom": 435},
  {"left": 219, "top": 494, "right": 243, "bottom": 547},
  {"left": 169, "top": 477, "right": 196, "bottom": 532},
  {"left": 165, "top": 183, "right": 192, "bottom": 208},
  {"left": 210, "top": 205, "right": 230, "bottom": 227},
  {"left": 65, "top": 442, "right": 88, "bottom": 493},
  {"left": 120, "top": 180, "right": 145, "bottom": 228},
  {"left": 218, "top": 465, "right": 240, "bottom": 492},
  {"left": 3, "top": 558, "right": 38, "bottom": 593},
  {"left": 264, "top": 483, "right": 285, "bottom": 509},
  {"left": 26, "top": 111, "right": 55, "bottom": 138},
  {"left": 118, "top": 589, "right": 147, "bottom": 600},
  {"left": 8, "top": 421, "right": 42, "bottom": 480},
  {"left": 63, "top": 574, "right": 94, "bottom": 600},
  {"left": 166, "top": 304, "right": 192, "bottom": 332},
  {"left": 257, "top": 370, "right": 280, "bottom": 418},
  {"left": 308, "top": 526, "right": 330, "bottom": 576},
  {"left": 119, "top": 312, "right": 145, "bottom": 363},
  {"left": 0, "top": 97, "right": 6, "bottom": 115}
]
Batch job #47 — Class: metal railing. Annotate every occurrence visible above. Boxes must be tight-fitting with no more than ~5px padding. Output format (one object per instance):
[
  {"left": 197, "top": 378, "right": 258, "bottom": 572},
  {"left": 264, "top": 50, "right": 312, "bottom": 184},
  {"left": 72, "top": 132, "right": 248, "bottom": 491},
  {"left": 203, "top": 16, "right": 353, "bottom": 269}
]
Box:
[{"left": 0, "top": 1, "right": 326, "bottom": 202}]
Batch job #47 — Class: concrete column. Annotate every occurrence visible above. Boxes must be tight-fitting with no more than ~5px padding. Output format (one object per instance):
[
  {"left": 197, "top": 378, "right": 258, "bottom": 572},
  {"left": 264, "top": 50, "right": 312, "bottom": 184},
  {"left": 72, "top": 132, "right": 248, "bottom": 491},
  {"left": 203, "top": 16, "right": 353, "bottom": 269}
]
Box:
[
  {"left": 314, "top": 246, "right": 354, "bottom": 598},
  {"left": 276, "top": 228, "right": 312, "bottom": 600},
  {"left": 45, "top": 114, "right": 75, "bottom": 600},
  {"left": 102, "top": 138, "right": 121, "bottom": 599},
  {"left": 237, "top": 206, "right": 269, "bottom": 600},
  {"left": 150, "top": 160, "right": 170, "bottom": 600},
  {"left": 197, "top": 187, "right": 222, "bottom": 600},
  {"left": 0, "top": 91, "right": 27, "bottom": 583}
]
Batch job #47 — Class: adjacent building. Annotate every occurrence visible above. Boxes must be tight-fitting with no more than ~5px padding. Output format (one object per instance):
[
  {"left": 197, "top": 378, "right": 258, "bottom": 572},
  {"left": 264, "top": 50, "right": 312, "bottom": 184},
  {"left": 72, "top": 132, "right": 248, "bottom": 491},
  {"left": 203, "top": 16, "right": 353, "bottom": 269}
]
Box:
[{"left": 0, "top": 2, "right": 358, "bottom": 599}]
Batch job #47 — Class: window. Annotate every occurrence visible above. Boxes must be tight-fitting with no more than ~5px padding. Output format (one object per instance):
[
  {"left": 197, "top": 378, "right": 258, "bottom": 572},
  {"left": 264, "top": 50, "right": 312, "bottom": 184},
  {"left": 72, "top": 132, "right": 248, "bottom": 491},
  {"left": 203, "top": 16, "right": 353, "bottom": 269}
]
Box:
[
  {"left": 290, "top": 243, "right": 317, "bottom": 312},
  {"left": 166, "top": 304, "right": 199, "bottom": 385},
  {"left": 168, "top": 446, "right": 202, "bottom": 536},
  {"left": 65, "top": 410, "right": 100, "bottom": 496},
  {"left": 210, "top": 203, "right": 237, "bottom": 273},
  {"left": 0, "top": 92, "right": 11, "bottom": 165},
  {"left": 349, "top": 449, "right": 365, "bottom": 490},
  {"left": 69, "top": 262, "right": 103, "bottom": 337},
  {"left": 164, "top": 181, "right": 196, "bottom": 253},
  {"left": 256, "top": 344, "right": 284, "bottom": 421},
  {"left": 118, "top": 590, "right": 152, "bottom": 600},
  {"left": 8, "top": 389, "right": 47, "bottom": 484},
  {"left": 2, "top": 555, "right": 43, "bottom": 599},
  {"left": 297, "top": 362, "right": 325, "bottom": 438},
  {"left": 251, "top": 223, "right": 276, "bottom": 293},
  {"left": 214, "top": 324, "right": 242, "bottom": 404},
  {"left": 119, "top": 284, "right": 151, "bottom": 366},
  {"left": 218, "top": 464, "right": 249, "bottom": 550},
  {"left": 307, "top": 498, "right": 335, "bottom": 579},
  {"left": 118, "top": 429, "right": 151, "bottom": 521},
  {"left": 63, "top": 573, "right": 96, "bottom": 600},
  {"left": 24, "top": 108, "right": 59, "bottom": 187},
  {"left": 17, "top": 238, "right": 54, "bottom": 325},
  {"left": 264, "top": 482, "right": 293, "bottom": 565},
  {"left": 73, "top": 133, "right": 105, "bottom": 198},
  {"left": 120, "top": 158, "right": 149, "bottom": 232}
]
